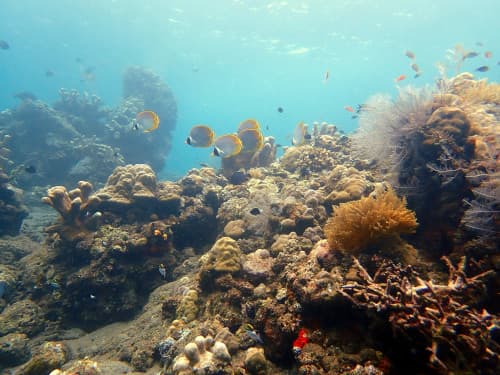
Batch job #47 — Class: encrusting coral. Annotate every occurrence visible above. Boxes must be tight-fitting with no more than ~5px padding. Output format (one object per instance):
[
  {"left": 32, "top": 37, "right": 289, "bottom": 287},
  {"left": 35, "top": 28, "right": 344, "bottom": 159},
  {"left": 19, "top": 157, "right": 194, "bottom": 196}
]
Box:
[{"left": 324, "top": 186, "right": 417, "bottom": 253}]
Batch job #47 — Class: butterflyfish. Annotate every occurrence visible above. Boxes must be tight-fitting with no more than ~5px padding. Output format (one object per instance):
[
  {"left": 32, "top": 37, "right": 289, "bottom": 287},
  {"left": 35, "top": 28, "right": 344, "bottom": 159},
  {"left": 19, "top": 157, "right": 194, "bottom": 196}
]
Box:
[
  {"left": 292, "top": 122, "right": 307, "bottom": 146},
  {"left": 239, "top": 128, "right": 264, "bottom": 153},
  {"left": 186, "top": 125, "right": 215, "bottom": 147},
  {"left": 136, "top": 111, "right": 160, "bottom": 133},
  {"left": 213, "top": 134, "right": 243, "bottom": 158},
  {"left": 237, "top": 118, "right": 260, "bottom": 134}
]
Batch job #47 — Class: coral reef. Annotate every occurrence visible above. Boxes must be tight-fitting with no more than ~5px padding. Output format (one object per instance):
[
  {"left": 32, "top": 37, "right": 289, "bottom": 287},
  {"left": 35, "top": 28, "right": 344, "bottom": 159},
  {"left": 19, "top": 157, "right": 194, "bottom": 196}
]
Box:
[
  {"left": 2, "top": 73, "right": 498, "bottom": 375},
  {"left": 324, "top": 187, "right": 418, "bottom": 254},
  {"left": 0, "top": 66, "right": 177, "bottom": 190}
]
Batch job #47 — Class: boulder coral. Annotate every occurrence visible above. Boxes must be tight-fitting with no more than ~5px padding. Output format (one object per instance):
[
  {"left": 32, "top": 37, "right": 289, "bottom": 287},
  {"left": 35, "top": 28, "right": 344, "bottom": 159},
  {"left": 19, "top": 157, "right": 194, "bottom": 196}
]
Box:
[
  {"left": 324, "top": 187, "right": 417, "bottom": 254},
  {"left": 199, "top": 237, "right": 242, "bottom": 290}
]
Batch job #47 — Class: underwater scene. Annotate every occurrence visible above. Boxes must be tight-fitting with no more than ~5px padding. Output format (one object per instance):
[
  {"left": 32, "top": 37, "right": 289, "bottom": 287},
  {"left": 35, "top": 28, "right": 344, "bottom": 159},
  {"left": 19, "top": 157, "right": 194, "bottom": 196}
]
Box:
[{"left": 0, "top": 0, "right": 499, "bottom": 374}]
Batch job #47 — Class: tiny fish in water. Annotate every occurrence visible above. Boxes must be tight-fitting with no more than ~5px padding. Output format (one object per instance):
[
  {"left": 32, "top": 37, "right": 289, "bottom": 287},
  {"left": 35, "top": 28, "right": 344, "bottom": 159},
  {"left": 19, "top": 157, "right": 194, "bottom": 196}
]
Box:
[
  {"left": 277, "top": 107, "right": 284, "bottom": 113},
  {"left": 137, "top": 110, "right": 160, "bottom": 133},
  {"left": 394, "top": 74, "right": 406, "bottom": 82},
  {"left": 0, "top": 40, "right": 10, "bottom": 50},
  {"left": 344, "top": 105, "right": 355, "bottom": 113},
  {"left": 186, "top": 125, "right": 215, "bottom": 147},
  {"left": 323, "top": 70, "right": 330, "bottom": 83},
  {"left": 250, "top": 207, "right": 261, "bottom": 215},
  {"left": 158, "top": 264, "right": 167, "bottom": 279},
  {"left": 24, "top": 165, "right": 37, "bottom": 174},
  {"left": 405, "top": 50, "right": 415, "bottom": 59},
  {"left": 45, "top": 70, "right": 55, "bottom": 77},
  {"left": 475, "top": 65, "right": 489, "bottom": 72},
  {"left": 410, "top": 63, "right": 420, "bottom": 72},
  {"left": 199, "top": 162, "right": 210, "bottom": 168},
  {"left": 463, "top": 51, "right": 479, "bottom": 59},
  {"left": 484, "top": 51, "right": 492, "bottom": 59}
]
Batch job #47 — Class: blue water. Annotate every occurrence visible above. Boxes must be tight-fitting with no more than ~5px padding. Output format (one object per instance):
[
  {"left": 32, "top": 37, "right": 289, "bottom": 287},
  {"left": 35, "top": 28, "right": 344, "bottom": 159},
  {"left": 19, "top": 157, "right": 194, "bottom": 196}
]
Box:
[{"left": 1, "top": 0, "right": 498, "bottom": 178}]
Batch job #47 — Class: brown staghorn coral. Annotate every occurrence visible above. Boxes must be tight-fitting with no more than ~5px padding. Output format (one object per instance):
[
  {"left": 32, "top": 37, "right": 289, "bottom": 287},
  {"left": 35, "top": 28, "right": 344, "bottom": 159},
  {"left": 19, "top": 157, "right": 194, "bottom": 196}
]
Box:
[{"left": 324, "top": 187, "right": 417, "bottom": 253}]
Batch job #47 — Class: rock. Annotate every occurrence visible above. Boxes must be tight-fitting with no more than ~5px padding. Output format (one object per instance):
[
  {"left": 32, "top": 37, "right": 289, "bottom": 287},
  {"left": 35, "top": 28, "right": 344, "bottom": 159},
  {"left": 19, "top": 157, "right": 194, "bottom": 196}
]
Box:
[
  {"left": 17, "top": 341, "right": 68, "bottom": 375},
  {"left": 244, "top": 347, "right": 268, "bottom": 375},
  {"left": 0, "top": 333, "right": 30, "bottom": 366},
  {"left": 243, "top": 249, "right": 273, "bottom": 284},
  {"left": 0, "top": 299, "right": 46, "bottom": 337}
]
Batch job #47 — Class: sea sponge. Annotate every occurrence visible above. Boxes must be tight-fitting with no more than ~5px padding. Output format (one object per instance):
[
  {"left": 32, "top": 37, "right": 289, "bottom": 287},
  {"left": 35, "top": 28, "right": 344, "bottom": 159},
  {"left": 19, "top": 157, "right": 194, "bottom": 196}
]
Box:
[{"left": 324, "top": 187, "right": 417, "bottom": 253}]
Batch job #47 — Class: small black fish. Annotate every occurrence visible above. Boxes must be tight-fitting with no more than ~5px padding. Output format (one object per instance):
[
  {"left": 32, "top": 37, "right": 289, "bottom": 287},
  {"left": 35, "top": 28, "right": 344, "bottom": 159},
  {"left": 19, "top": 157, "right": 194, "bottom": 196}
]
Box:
[
  {"left": 351, "top": 115, "right": 358, "bottom": 119},
  {"left": 45, "top": 70, "right": 54, "bottom": 77},
  {"left": 249, "top": 207, "right": 261, "bottom": 215},
  {"left": 277, "top": 107, "right": 284, "bottom": 113},
  {"left": 476, "top": 65, "right": 489, "bottom": 72},
  {"left": 265, "top": 125, "right": 269, "bottom": 131},
  {"left": 304, "top": 133, "right": 312, "bottom": 140},
  {"left": 0, "top": 40, "right": 9, "bottom": 50},
  {"left": 199, "top": 163, "right": 209, "bottom": 168},
  {"left": 24, "top": 165, "right": 37, "bottom": 174}
]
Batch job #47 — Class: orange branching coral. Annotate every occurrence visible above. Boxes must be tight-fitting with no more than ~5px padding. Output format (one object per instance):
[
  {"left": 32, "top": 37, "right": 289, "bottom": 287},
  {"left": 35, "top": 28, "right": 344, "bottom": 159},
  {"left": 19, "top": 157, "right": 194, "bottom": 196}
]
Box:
[{"left": 324, "top": 187, "right": 417, "bottom": 253}]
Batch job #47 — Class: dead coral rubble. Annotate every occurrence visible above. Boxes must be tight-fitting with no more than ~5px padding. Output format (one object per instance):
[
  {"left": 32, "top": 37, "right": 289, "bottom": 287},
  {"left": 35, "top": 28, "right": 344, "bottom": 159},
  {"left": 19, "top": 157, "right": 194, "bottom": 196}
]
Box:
[{"left": 339, "top": 256, "right": 498, "bottom": 374}]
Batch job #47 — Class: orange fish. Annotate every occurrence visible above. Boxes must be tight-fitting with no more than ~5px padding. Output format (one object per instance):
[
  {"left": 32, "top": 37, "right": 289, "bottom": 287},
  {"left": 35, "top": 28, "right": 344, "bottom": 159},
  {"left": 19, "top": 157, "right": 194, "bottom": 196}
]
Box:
[
  {"left": 484, "top": 51, "right": 492, "bottom": 59},
  {"left": 394, "top": 74, "right": 406, "bottom": 83},
  {"left": 343, "top": 105, "right": 355, "bottom": 113}
]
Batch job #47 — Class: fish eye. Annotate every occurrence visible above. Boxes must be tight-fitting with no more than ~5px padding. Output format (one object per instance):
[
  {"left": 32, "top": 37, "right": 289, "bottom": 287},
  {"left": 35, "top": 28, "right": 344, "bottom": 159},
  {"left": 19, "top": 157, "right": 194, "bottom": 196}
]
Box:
[
  {"left": 186, "top": 137, "right": 191, "bottom": 145},
  {"left": 213, "top": 147, "right": 219, "bottom": 156}
]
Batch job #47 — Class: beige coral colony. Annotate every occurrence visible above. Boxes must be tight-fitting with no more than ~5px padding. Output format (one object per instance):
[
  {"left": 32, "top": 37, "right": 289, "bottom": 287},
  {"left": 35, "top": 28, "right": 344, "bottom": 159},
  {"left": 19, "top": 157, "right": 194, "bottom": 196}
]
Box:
[{"left": 0, "top": 63, "right": 499, "bottom": 375}]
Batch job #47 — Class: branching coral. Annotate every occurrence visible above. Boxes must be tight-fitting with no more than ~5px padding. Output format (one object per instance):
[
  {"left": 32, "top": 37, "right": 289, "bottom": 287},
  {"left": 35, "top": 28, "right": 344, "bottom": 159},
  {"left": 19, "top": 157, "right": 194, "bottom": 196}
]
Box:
[
  {"left": 324, "top": 187, "right": 417, "bottom": 253},
  {"left": 340, "top": 256, "right": 498, "bottom": 374}
]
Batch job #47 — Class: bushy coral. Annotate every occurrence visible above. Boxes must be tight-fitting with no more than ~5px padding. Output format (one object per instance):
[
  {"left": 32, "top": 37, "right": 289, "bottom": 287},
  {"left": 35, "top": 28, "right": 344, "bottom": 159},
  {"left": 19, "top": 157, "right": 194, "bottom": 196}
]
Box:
[{"left": 324, "top": 187, "right": 417, "bottom": 253}]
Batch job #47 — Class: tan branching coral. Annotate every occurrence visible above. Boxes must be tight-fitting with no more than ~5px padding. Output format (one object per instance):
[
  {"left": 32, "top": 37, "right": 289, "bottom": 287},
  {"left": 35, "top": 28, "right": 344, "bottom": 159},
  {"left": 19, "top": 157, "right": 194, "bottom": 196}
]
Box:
[
  {"left": 42, "top": 181, "right": 100, "bottom": 225},
  {"left": 324, "top": 187, "right": 417, "bottom": 253}
]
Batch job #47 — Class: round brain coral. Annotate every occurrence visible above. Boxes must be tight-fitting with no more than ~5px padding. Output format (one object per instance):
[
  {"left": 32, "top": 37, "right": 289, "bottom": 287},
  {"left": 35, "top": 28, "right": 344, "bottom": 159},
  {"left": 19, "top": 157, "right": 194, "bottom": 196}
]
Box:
[{"left": 324, "top": 187, "right": 417, "bottom": 253}]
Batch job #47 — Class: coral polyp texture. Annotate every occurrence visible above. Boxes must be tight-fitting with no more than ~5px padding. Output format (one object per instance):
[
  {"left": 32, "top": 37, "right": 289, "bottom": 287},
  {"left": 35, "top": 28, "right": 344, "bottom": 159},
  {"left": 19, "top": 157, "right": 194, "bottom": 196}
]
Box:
[{"left": 324, "top": 187, "right": 418, "bottom": 254}]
